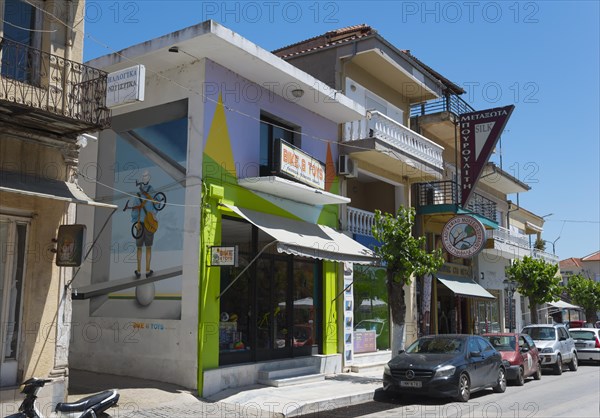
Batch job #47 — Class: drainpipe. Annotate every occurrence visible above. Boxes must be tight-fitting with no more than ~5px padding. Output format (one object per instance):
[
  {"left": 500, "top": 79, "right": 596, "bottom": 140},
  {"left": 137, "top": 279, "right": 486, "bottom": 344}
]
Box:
[
  {"left": 62, "top": 0, "right": 74, "bottom": 121},
  {"left": 506, "top": 193, "right": 520, "bottom": 230}
]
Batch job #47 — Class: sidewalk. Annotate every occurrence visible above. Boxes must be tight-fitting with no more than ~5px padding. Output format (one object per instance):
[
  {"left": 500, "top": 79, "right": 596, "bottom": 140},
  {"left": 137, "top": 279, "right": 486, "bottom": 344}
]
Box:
[{"left": 68, "top": 367, "right": 384, "bottom": 417}]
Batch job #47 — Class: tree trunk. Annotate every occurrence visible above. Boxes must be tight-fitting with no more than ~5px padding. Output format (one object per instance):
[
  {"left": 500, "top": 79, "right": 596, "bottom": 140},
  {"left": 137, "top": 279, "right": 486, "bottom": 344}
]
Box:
[
  {"left": 529, "top": 302, "right": 538, "bottom": 324},
  {"left": 388, "top": 271, "right": 407, "bottom": 353},
  {"left": 585, "top": 308, "right": 598, "bottom": 324}
]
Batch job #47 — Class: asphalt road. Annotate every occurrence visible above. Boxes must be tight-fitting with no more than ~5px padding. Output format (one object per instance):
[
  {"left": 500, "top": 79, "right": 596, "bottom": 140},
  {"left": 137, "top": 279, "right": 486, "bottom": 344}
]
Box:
[{"left": 318, "top": 363, "right": 600, "bottom": 418}]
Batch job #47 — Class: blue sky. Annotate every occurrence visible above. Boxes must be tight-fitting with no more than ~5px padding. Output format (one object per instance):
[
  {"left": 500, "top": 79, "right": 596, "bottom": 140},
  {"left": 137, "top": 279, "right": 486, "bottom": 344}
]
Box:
[{"left": 83, "top": 1, "right": 600, "bottom": 261}]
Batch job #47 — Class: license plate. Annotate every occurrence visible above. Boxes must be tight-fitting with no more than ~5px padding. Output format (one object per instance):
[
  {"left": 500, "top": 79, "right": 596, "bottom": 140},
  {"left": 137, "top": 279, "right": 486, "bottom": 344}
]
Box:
[
  {"left": 400, "top": 381, "right": 422, "bottom": 388},
  {"left": 576, "top": 343, "right": 587, "bottom": 348}
]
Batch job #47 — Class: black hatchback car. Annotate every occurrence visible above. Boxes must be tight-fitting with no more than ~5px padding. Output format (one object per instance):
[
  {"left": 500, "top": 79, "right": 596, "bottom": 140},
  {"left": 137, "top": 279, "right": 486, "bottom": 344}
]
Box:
[{"left": 383, "top": 334, "right": 506, "bottom": 402}]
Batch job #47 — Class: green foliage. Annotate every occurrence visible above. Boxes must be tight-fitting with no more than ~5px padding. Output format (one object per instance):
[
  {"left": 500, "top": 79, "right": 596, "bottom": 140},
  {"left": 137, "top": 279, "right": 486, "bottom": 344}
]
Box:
[
  {"left": 566, "top": 274, "right": 600, "bottom": 317},
  {"left": 505, "top": 256, "right": 561, "bottom": 305},
  {"left": 372, "top": 207, "right": 444, "bottom": 285},
  {"left": 534, "top": 238, "right": 546, "bottom": 251}
]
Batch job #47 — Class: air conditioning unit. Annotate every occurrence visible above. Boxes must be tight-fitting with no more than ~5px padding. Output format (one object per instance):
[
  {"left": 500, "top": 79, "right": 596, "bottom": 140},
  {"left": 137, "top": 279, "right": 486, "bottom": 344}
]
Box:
[{"left": 338, "top": 155, "right": 358, "bottom": 178}]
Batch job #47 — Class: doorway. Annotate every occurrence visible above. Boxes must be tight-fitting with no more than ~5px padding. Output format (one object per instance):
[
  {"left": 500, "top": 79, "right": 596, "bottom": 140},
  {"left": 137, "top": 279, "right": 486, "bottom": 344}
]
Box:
[{"left": 0, "top": 216, "right": 28, "bottom": 387}]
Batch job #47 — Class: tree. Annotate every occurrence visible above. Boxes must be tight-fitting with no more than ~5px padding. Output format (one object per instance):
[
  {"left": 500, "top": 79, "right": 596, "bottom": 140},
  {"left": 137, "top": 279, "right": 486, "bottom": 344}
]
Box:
[
  {"left": 566, "top": 274, "right": 600, "bottom": 324},
  {"left": 505, "top": 256, "right": 561, "bottom": 324},
  {"left": 372, "top": 207, "right": 444, "bottom": 352}
]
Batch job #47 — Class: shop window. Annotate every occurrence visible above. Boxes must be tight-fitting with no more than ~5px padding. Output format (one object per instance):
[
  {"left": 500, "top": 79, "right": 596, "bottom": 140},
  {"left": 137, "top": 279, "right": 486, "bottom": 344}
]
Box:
[
  {"left": 219, "top": 217, "right": 253, "bottom": 358},
  {"left": 259, "top": 113, "right": 299, "bottom": 176},
  {"left": 352, "top": 265, "right": 389, "bottom": 351}
]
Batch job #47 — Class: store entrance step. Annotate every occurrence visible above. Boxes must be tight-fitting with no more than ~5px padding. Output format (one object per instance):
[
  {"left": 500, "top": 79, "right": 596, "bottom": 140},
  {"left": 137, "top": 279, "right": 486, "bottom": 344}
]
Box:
[{"left": 258, "top": 366, "right": 324, "bottom": 387}]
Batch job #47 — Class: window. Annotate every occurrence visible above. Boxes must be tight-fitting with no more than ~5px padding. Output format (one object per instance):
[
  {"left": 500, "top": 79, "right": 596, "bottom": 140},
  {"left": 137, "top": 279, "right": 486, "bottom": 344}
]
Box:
[
  {"left": 259, "top": 114, "right": 298, "bottom": 176},
  {"left": 1, "top": 0, "right": 42, "bottom": 83}
]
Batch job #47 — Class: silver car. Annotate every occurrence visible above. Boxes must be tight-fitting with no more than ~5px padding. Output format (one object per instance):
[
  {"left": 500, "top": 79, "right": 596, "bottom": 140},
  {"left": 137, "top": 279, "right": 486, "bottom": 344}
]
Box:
[
  {"left": 569, "top": 328, "right": 600, "bottom": 363},
  {"left": 521, "top": 324, "right": 578, "bottom": 375}
]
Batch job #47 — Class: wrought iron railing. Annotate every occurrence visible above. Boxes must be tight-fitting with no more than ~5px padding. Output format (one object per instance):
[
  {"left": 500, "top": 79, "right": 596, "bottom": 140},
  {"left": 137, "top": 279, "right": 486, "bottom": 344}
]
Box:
[
  {"left": 0, "top": 36, "right": 110, "bottom": 129},
  {"left": 410, "top": 94, "right": 475, "bottom": 118},
  {"left": 412, "top": 180, "right": 497, "bottom": 222},
  {"left": 343, "top": 110, "right": 444, "bottom": 170}
]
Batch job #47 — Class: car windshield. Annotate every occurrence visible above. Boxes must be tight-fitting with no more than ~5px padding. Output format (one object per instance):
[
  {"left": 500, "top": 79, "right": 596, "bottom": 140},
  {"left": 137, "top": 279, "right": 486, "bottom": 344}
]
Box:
[
  {"left": 485, "top": 335, "right": 516, "bottom": 351},
  {"left": 406, "top": 337, "right": 464, "bottom": 354},
  {"left": 569, "top": 331, "right": 595, "bottom": 340},
  {"left": 523, "top": 327, "right": 556, "bottom": 341}
]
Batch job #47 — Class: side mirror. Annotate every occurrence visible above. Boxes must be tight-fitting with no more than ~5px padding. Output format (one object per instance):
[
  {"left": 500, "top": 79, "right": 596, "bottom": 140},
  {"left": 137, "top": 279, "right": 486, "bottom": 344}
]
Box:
[
  {"left": 470, "top": 351, "right": 482, "bottom": 358},
  {"left": 559, "top": 336, "right": 567, "bottom": 341},
  {"left": 398, "top": 349, "right": 405, "bottom": 355},
  {"left": 520, "top": 347, "right": 529, "bottom": 353}
]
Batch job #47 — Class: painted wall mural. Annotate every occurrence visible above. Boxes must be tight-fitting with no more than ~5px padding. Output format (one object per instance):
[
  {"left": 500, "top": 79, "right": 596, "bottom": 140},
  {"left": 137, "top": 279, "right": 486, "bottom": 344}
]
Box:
[{"left": 92, "top": 115, "right": 188, "bottom": 320}]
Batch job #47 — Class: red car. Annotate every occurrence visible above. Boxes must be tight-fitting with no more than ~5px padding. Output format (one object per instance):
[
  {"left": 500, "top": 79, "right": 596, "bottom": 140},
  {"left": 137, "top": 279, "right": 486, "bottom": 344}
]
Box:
[{"left": 483, "top": 333, "right": 542, "bottom": 386}]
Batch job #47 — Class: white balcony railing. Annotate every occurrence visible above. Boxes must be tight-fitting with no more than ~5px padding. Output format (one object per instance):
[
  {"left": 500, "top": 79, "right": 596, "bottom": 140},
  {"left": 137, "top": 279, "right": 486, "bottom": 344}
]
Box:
[
  {"left": 532, "top": 249, "right": 559, "bottom": 264},
  {"left": 343, "top": 110, "right": 444, "bottom": 170},
  {"left": 347, "top": 207, "right": 375, "bottom": 237},
  {"left": 487, "top": 227, "right": 559, "bottom": 264},
  {"left": 488, "top": 226, "right": 530, "bottom": 249}
]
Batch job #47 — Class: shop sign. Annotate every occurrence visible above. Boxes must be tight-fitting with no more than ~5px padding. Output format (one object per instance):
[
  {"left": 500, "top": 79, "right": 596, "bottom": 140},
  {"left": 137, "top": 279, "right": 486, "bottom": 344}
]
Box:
[
  {"left": 56, "top": 224, "right": 86, "bottom": 267},
  {"left": 106, "top": 65, "right": 146, "bottom": 108},
  {"left": 459, "top": 105, "right": 514, "bottom": 207},
  {"left": 441, "top": 215, "right": 486, "bottom": 258},
  {"left": 275, "top": 139, "right": 325, "bottom": 190},
  {"left": 210, "top": 246, "right": 238, "bottom": 266}
]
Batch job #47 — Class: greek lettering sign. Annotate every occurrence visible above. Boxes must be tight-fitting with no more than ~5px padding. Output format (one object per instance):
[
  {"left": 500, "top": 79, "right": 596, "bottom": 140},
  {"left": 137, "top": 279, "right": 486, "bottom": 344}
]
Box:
[
  {"left": 276, "top": 139, "right": 325, "bottom": 190},
  {"left": 459, "top": 105, "right": 514, "bottom": 207},
  {"left": 106, "top": 65, "right": 146, "bottom": 108},
  {"left": 441, "top": 215, "right": 486, "bottom": 259}
]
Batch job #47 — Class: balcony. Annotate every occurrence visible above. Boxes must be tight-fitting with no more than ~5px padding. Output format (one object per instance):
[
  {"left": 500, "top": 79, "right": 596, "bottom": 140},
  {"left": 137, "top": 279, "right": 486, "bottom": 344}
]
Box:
[
  {"left": 410, "top": 94, "right": 474, "bottom": 148},
  {"left": 342, "top": 110, "right": 444, "bottom": 180},
  {"left": 0, "top": 36, "right": 111, "bottom": 137},
  {"left": 412, "top": 180, "right": 497, "bottom": 225},
  {"left": 484, "top": 226, "right": 559, "bottom": 264}
]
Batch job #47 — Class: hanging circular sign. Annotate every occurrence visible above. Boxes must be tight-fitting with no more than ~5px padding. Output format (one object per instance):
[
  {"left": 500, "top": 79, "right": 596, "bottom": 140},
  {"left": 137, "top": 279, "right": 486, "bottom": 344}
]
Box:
[{"left": 441, "top": 215, "right": 487, "bottom": 258}]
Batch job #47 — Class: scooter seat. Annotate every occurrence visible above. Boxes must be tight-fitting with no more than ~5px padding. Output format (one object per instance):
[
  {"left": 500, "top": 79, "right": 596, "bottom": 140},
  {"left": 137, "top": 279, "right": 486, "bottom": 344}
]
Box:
[{"left": 55, "top": 389, "right": 118, "bottom": 413}]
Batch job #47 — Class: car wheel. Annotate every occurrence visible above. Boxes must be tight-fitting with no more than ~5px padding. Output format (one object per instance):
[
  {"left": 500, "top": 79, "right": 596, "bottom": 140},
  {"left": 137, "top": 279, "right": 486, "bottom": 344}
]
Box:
[
  {"left": 554, "top": 355, "right": 563, "bottom": 375},
  {"left": 533, "top": 362, "right": 542, "bottom": 380},
  {"left": 455, "top": 373, "right": 470, "bottom": 402},
  {"left": 493, "top": 368, "right": 507, "bottom": 393},
  {"left": 568, "top": 354, "right": 578, "bottom": 371},
  {"left": 515, "top": 366, "right": 525, "bottom": 386}
]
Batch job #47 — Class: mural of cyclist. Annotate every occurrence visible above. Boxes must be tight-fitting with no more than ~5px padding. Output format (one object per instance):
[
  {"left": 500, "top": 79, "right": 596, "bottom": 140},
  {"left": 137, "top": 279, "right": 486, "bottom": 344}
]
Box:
[{"left": 131, "top": 170, "right": 158, "bottom": 278}]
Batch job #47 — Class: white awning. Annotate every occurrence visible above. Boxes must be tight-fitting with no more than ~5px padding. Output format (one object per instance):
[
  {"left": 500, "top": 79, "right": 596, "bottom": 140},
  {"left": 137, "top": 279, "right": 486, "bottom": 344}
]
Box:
[
  {"left": 238, "top": 176, "right": 350, "bottom": 206},
  {"left": 437, "top": 274, "right": 495, "bottom": 299},
  {"left": 223, "top": 204, "right": 378, "bottom": 265},
  {"left": 1, "top": 171, "right": 116, "bottom": 209},
  {"left": 547, "top": 300, "right": 581, "bottom": 309}
]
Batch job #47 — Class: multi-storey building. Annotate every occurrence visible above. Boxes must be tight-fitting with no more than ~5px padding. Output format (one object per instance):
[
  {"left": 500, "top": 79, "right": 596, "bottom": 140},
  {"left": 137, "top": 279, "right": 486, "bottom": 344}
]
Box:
[
  {"left": 0, "top": 0, "right": 110, "bottom": 408},
  {"left": 273, "top": 24, "right": 496, "bottom": 363},
  {"left": 70, "top": 20, "right": 378, "bottom": 398}
]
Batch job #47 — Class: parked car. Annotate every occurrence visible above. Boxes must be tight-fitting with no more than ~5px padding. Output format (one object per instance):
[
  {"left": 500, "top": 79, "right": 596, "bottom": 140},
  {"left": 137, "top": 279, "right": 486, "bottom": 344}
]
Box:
[
  {"left": 568, "top": 328, "right": 600, "bottom": 363},
  {"left": 521, "top": 324, "right": 578, "bottom": 375},
  {"left": 383, "top": 334, "right": 506, "bottom": 402},
  {"left": 483, "top": 333, "right": 542, "bottom": 385}
]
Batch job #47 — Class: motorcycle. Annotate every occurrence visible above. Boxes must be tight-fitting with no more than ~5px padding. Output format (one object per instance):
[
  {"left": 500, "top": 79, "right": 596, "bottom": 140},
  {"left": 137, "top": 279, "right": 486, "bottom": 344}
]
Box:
[{"left": 6, "top": 377, "right": 119, "bottom": 418}]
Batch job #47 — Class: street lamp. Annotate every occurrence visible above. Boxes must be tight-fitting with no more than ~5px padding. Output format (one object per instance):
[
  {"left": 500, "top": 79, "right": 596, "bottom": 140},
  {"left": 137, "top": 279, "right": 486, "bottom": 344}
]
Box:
[{"left": 503, "top": 279, "right": 517, "bottom": 332}]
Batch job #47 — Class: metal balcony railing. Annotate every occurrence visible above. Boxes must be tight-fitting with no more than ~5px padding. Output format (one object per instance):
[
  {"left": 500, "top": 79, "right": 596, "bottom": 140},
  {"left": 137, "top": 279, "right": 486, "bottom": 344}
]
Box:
[
  {"left": 412, "top": 180, "right": 497, "bottom": 222},
  {"left": 410, "top": 94, "right": 475, "bottom": 118},
  {"left": 0, "top": 36, "right": 111, "bottom": 129},
  {"left": 343, "top": 110, "right": 444, "bottom": 170},
  {"left": 347, "top": 206, "right": 376, "bottom": 237}
]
